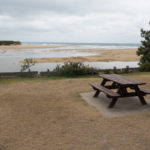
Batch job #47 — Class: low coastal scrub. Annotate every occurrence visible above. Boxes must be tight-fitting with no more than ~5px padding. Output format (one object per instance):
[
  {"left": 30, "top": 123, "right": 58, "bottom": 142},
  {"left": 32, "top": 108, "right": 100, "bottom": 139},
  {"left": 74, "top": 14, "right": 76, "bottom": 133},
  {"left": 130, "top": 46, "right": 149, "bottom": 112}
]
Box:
[
  {"left": 137, "top": 22, "right": 150, "bottom": 70},
  {"left": 0, "top": 41, "right": 21, "bottom": 45},
  {"left": 139, "top": 63, "right": 150, "bottom": 71},
  {"left": 52, "top": 62, "right": 99, "bottom": 76}
]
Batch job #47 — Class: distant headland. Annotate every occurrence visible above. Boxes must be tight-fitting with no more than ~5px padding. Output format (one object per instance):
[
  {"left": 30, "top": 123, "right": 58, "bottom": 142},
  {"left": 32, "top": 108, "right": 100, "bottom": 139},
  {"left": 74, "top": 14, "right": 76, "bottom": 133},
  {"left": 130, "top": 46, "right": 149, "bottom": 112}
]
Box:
[{"left": 0, "top": 41, "right": 21, "bottom": 45}]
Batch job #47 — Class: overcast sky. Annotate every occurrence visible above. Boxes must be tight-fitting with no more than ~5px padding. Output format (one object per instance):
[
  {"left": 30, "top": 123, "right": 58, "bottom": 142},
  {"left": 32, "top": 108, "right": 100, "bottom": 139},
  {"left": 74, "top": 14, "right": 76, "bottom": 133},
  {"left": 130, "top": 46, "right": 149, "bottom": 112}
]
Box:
[{"left": 0, "top": 0, "right": 150, "bottom": 43}]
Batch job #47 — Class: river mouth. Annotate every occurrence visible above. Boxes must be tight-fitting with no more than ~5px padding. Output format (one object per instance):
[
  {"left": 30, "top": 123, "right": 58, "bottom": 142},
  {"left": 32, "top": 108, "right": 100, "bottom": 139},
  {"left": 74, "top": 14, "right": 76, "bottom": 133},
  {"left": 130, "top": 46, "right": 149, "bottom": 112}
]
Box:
[
  {"left": 0, "top": 46, "right": 139, "bottom": 72},
  {"left": 0, "top": 57, "right": 138, "bottom": 72},
  {"left": 0, "top": 48, "right": 99, "bottom": 58}
]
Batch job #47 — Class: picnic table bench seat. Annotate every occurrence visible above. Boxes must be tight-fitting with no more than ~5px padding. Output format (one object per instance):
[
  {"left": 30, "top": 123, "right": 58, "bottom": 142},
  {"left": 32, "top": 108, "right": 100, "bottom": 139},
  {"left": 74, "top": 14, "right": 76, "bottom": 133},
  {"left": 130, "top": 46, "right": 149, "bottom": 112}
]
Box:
[
  {"left": 139, "top": 88, "right": 150, "bottom": 95},
  {"left": 90, "top": 83, "right": 120, "bottom": 98}
]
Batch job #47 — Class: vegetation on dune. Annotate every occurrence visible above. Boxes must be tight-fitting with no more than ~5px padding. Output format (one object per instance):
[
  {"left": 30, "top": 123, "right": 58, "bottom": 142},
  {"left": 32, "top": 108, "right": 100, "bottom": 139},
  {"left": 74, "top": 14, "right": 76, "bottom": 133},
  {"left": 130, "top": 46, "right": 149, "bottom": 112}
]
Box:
[
  {"left": 52, "top": 61, "right": 99, "bottom": 76},
  {"left": 137, "top": 22, "right": 150, "bottom": 71},
  {"left": 0, "top": 40, "right": 21, "bottom": 45}
]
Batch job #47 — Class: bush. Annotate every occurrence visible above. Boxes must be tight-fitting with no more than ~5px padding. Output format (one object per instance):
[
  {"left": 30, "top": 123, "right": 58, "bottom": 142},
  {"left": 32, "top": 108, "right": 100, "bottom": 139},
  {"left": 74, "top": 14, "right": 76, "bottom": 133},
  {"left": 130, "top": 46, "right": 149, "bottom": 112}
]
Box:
[
  {"left": 139, "top": 63, "right": 150, "bottom": 71},
  {"left": 122, "top": 66, "right": 130, "bottom": 73},
  {"left": 137, "top": 22, "right": 150, "bottom": 64},
  {"left": 113, "top": 67, "right": 117, "bottom": 74},
  {"left": 21, "top": 58, "right": 36, "bottom": 72},
  {"left": 52, "top": 61, "right": 99, "bottom": 76},
  {"left": 104, "top": 69, "right": 111, "bottom": 74}
]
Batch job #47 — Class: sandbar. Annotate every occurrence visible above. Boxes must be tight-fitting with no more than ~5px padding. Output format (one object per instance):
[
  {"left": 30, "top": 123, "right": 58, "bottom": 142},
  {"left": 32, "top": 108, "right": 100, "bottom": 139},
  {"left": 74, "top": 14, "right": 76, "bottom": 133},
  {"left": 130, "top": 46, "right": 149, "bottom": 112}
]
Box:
[
  {"left": 0, "top": 44, "right": 66, "bottom": 50},
  {"left": 0, "top": 44, "right": 140, "bottom": 62},
  {"left": 34, "top": 49, "right": 140, "bottom": 63}
]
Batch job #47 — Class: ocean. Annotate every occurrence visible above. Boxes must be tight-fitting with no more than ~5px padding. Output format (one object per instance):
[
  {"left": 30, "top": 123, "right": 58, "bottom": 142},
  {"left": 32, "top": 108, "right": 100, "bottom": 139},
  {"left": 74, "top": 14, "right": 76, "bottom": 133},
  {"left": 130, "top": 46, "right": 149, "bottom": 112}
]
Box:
[{"left": 23, "top": 42, "right": 140, "bottom": 49}]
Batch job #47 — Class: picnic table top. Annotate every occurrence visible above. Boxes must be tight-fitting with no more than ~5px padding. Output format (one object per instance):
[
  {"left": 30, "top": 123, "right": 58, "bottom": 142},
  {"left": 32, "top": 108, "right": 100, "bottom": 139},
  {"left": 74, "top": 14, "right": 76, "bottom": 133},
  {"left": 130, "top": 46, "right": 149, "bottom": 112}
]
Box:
[{"left": 99, "top": 74, "right": 145, "bottom": 85}]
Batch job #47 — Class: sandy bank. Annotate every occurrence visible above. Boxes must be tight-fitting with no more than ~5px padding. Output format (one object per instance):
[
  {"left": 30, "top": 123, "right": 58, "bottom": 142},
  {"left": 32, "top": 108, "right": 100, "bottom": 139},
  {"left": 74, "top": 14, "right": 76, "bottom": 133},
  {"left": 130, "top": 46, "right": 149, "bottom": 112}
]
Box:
[
  {"left": 34, "top": 49, "right": 140, "bottom": 63},
  {"left": 0, "top": 44, "right": 66, "bottom": 50},
  {"left": 0, "top": 44, "right": 140, "bottom": 62}
]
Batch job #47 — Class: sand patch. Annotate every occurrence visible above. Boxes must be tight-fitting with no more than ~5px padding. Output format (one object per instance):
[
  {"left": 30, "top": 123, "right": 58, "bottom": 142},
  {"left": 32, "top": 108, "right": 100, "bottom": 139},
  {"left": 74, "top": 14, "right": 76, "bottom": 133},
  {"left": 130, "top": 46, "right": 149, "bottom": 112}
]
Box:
[
  {"left": 0, "top": 44, "right": 66, "bottom": 50},
  {"left": 34, "top": 49, "right": 140, "bottom": 63}
]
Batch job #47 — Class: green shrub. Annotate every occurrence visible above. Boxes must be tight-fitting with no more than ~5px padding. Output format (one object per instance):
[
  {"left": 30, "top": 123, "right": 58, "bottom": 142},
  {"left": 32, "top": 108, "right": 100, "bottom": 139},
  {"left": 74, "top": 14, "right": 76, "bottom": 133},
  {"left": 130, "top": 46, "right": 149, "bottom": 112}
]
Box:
[
  {"left": 52, "top": 61, "right": 99, "bottom": 76},
  {"left": 122, "top": 66, "right": 130, "bottom": 73},
  {"left": 113, "top": 67, "right": 117, "bottom": 74},
  {"left": 104, "top": 69, "right": 111, "bottom": 74},
  {"left": 139, "top": 63, "right": 150, "bottom": 71}
]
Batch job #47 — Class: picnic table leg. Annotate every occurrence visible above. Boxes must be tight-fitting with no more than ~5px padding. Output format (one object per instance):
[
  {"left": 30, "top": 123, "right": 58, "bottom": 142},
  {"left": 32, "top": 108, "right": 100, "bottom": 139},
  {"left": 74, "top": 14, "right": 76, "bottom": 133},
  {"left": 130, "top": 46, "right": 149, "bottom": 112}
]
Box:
[
  {"left": 108, "top": 97, "right": 118, "bottom": 108},
  {"left": 93, "top": 79, "right": 108, "bottom": 97},
  {"left": 139, "top": 95, "right": 147, "bottom": 105},
  {"left": 108, "top": 85, "right": 122, "bottom": 108},
  {"left": 93, "top": 90, "right": 100, "bottom": 97},
  {"left": 134, "top": 86, "right": 147, "bottom": 105},
  {"left": 101, "top": 79, "right": 107, "bottom": 86}
]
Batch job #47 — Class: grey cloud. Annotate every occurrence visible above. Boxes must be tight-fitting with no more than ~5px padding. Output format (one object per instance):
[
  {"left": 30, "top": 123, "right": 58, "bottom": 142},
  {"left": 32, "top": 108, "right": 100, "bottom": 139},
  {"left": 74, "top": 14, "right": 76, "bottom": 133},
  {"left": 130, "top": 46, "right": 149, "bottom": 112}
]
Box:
[{"left": 0, "top": 0, "right": 150, "bottom": 42}]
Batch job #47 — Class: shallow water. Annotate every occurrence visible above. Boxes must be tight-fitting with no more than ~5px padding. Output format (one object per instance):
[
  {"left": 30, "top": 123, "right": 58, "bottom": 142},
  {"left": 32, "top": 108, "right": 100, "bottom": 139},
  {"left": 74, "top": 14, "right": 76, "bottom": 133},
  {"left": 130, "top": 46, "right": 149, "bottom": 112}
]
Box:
[
  {"left": 0, "top": 58, "right": 138, "bottom": 72},
  {"left": 0, "top": 45, "right": 139, "bottom": 72},
  {"left": 0, "top": 49, "right": 98, "bottom": 58}
]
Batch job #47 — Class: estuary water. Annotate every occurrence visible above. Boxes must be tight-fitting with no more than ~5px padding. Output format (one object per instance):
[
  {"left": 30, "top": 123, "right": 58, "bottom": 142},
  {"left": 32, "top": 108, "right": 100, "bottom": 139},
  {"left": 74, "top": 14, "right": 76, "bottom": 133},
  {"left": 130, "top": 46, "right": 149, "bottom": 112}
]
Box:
[{"left": 0, "top": 43, "right": 139, "bottom": 72}]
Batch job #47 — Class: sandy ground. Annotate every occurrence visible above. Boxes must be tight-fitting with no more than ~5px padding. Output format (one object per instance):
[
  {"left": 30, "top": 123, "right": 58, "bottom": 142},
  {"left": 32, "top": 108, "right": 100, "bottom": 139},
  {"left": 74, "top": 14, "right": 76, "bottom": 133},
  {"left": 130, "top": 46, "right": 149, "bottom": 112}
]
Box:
[
  {"left": 0, "top": 44, "right": 66, "bottom": 50},
  {"left": 0, "top": 74, "right": 150, "bottom": 150},
  {"left": 0, "top": 44, "right": 140, "bottom": 62},
  {"left": 35, "top": 49, "right": 140, "bottom": 63}
]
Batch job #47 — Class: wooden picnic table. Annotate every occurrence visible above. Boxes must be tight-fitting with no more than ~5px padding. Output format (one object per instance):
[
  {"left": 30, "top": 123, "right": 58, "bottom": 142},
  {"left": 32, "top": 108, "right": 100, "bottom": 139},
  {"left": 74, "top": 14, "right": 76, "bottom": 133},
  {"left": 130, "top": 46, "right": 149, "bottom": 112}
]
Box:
[{"left": 90, "top": 74, "right": 150, "bottom": 108}]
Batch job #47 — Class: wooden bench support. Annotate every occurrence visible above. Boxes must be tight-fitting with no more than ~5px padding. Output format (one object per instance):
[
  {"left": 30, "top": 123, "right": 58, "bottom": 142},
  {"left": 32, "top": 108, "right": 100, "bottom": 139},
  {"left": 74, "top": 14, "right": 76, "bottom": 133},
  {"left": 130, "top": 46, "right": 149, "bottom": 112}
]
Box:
[
  {"left": 138, "top": 95, "right": 147, "bottom": 105},
  {"left": 93, "top": 90, "right": 100, "bottom": 97},
  {"left": 108, "top": 97, "right": 118, "bottom": 108},
  {"left": 90, "top": 83, "right": 120, "bottom": 108},
  {"left": 134, "top": 86, "right": 147, "bottom": 105}
]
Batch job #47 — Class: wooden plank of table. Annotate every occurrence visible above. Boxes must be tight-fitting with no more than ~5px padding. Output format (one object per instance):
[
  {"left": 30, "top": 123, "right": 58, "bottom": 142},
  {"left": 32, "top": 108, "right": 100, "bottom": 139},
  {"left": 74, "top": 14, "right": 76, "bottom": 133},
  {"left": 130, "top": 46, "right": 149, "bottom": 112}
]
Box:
[
  {"left": 90, "top": 83, "right": 120, "bottom": 97},
  {"left": 99, "top": 74, "right": 145, "bottom": 85}
]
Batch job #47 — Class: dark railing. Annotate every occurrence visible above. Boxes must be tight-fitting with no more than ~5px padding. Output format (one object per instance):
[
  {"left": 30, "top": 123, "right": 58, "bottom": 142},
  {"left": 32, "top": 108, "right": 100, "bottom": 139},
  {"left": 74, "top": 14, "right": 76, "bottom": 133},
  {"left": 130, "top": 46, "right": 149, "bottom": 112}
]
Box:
[{"left": 0, "top": 66, "right": 139, "bottom": 79}]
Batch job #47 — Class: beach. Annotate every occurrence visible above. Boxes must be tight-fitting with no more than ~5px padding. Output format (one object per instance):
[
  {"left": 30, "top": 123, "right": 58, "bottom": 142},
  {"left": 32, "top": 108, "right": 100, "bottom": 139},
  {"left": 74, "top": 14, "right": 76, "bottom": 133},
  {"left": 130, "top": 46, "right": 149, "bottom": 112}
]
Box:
[
  {"left": 34, "top": 49, "right": 139, "bottom": 63},
  {"left": 0, "top": 44, "right": 140, "bottom": 63},
  {"left": 0, "top": 44, "right": 66, "bottom": 50}
]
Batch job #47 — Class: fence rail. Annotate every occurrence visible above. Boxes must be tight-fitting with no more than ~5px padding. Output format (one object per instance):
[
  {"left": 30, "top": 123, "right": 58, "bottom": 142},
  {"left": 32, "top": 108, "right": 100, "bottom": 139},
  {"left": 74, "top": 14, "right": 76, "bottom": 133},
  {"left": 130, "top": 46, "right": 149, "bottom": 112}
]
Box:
[
  {"left": 0, "top": 71, "right": 38, "bottom": 78},
  {"left": 0, "top": 67, "right": 139, "bottom": 79}
]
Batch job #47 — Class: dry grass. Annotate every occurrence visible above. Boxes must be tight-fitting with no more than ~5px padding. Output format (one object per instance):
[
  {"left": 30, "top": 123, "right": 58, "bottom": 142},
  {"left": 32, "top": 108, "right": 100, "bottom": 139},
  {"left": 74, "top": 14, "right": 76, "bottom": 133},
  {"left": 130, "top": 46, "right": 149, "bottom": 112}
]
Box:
[{"left": 0, "top": 74, "right": 150, "bottom": 150}]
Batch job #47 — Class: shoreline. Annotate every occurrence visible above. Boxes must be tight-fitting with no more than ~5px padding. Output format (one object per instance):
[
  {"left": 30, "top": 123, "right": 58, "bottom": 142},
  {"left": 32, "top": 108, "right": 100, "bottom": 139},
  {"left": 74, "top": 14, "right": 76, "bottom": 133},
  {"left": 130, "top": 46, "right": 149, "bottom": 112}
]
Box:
[
  {"left": 0, "top": 44, "right": 66, "bottom": 50},
  {"left": 0, "top": 44, "right": 140, "bottom": 63},
  {"left": 33, "top": 49, "right": 140, "bottom": 63}
]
